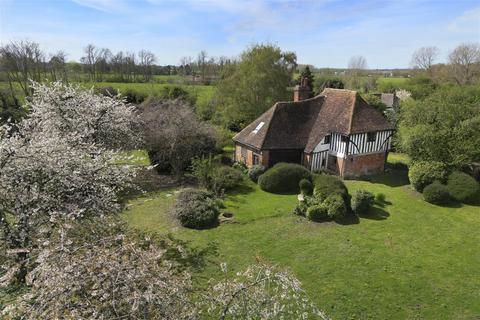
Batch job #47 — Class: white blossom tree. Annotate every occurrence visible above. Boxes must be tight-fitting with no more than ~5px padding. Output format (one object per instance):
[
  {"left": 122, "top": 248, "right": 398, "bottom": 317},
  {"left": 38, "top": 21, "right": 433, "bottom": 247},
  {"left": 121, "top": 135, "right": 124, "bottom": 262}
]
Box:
[
  {"left": 202, "top": 263, "right": 328, "bottom": 320},
  {"left": 0, "top": 82, "right": 140, "bottom": 283}
]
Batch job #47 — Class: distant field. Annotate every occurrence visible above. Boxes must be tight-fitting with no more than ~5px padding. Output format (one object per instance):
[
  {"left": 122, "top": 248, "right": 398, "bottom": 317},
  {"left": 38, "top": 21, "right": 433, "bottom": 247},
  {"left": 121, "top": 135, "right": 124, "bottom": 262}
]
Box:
[
  {"left": 0, "top": 80, "right": 216, "bottom": 105},
  {"left": 377, "top": 77, "right": 409, "bottom": 86}
]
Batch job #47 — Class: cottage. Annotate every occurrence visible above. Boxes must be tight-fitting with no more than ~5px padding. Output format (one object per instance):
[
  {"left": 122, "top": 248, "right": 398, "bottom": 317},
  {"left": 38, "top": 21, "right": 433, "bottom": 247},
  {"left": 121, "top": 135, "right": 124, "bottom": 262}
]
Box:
[{"left": 233, "top": 80, "right": 395, "bottom": 178}]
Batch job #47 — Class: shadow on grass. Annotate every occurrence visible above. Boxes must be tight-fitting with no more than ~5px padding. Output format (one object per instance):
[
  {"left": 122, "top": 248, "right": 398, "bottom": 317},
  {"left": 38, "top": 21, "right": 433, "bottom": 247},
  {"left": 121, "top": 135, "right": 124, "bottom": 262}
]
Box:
[
  {"left": 359, "top": 206, "right": 390, "bottom": 220},
  {"left": 336, "top": 213, "right": 360, "bottom": 225},
  {"left": 359, "top": 169, "right": 410, "bottom": 188},
  {"left": 228, "top": 184, "right": 255, "bottom": 195}
]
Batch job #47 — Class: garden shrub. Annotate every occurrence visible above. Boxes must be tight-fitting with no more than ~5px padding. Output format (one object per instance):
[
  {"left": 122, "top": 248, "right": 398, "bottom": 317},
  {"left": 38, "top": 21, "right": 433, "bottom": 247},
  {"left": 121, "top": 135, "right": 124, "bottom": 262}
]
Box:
[
  {"left": 211, "top": 166, "right": 244, "bottom": 195},
  {"left": 191, "top": 157, "right": 243, "bottom": 195},
  {"left": 232, "top": 161, "right": 248, "bottom": 174},
  {"left": 293, "top": 196, "right": 321, "bottom": 216},
  {"left": 313, "top": 174, "right": 349, "bottom": 202},
  {"left": 323, "top": 194, "right": 346, "bottom": 219},
  {"left": 258, "top": 163, "right": 312, "bottom": 194},
  {"left": 123, "top": 88, "right": 147, "bottom": 104},
  {"left": 375, "top": 193, "right": 386, "bottom": 203},
  {"left": 408, "top": 161, "right": 448, "bottom": 192},
  {"left": 352, "top": 189, "right": 375, "bottom": 215},
  {"left": 447, "top": 171, "right": 480, "bottom": 203},
  {"left": 306, "top": 204, "right": 329, "bottom": 222},
  {"left": 175, "top": 188, "right": 220, "bottom": 229},
  {"left": 299, "top": 179, "right": 313, "bottom": 196},
  {"left": 248, "top": 165, "right": 266, "bottom": 183},
  {"left": 423, "top": 181, "right": 450, "bottom": 205}
]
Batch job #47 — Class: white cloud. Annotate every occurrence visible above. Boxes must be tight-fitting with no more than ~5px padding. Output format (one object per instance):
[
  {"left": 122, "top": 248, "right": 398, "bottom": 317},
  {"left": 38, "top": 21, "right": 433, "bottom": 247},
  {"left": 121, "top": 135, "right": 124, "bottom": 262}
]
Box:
[
  {"left": 448, "top": 6, "right": 480, "bottom": 33},
  {"left": 71, "top": 0, "right": 130, "bottom": 13}
]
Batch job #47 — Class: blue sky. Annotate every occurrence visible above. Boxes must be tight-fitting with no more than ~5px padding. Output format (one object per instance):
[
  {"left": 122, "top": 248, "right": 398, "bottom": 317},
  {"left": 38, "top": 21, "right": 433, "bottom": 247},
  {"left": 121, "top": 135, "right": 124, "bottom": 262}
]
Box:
[{"left": 0, "top": 0, "right": 479, "bottom": 68}]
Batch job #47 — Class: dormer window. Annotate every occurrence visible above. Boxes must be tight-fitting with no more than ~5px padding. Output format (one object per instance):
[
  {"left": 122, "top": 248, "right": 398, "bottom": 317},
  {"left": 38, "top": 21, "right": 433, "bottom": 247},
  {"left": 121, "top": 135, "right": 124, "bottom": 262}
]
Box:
[
  {"left": 367, "top": 132, "right": 377, "bottom": 142},
  {"left": 323, "top": 135, "right": 331, "bottom": 144}
]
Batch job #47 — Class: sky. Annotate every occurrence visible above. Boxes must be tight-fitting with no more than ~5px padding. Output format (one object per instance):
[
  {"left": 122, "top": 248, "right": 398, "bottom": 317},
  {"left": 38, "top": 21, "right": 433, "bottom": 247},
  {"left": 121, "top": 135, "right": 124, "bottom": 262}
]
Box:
[{"left": 0, "top": 0, "right": 479, "bottom": 69}]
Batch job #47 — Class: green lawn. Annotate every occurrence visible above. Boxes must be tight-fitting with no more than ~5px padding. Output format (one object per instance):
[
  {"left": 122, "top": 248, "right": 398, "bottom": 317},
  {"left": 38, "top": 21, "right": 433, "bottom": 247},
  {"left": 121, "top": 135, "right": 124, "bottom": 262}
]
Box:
[
  {"left": 376, "top": 77, "right": 409, "bottom": 86},
  {"left": 123, "top": 156, "right": 480, "bottom": 319}
]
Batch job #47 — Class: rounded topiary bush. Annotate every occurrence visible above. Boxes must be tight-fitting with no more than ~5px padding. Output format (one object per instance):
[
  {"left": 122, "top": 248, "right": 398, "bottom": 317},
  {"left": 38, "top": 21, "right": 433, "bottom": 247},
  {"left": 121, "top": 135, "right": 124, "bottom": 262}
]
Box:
[
  {"left": 306, "top": 204, "right": 329, "bottom": 222},
  {"left": 423, "top": 181, "right": 450, "bottom": 205},
  {"left": 408, "top": 161, "right": 448, "bottom": 192},
  {"left": 352, "top": 189, "right": 375, "bottom": 215},
  {"left": 248, "top": 165, "right": 266, "bottom": 183},
  {"left": 323, "top": 194, "right": 346, "bottom": 219},
  {"left": 175, "top": 188, "right": 220, "bottom": 229},
  {"left": 258, "top": 163, "right": 312, "bottom": 194},
  {"left": 447, "top": 171, "right": 479, "bottom": 203},
  {"left": 313, "top": 174, "right": 349, "bottom": 202},
  {"left": 299, "top": 179, "right": 313, "bottom": 196}
]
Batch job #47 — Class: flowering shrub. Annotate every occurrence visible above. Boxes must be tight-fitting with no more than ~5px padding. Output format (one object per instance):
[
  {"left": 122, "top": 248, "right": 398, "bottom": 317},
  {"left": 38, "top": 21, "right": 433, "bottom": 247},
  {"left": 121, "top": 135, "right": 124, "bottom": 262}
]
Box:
[
  {"left": 0, "top": 82, "right": 140, "bottom": 283},
  {"left": 202, "top": 263, "right": 328, "bottom": 320}
]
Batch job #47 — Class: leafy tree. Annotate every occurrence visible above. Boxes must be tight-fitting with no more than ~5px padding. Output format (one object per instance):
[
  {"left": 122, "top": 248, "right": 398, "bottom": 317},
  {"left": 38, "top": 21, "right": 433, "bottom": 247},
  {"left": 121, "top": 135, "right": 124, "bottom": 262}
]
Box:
[
  {"left": 361, "top": 93, "right": 387, "bottom": 113},
  {"left": 398, "top": 86, "right": 480, "bottom": 167},
  {"left": 215, "top": 44, "right": 297, "bottom": 131}
]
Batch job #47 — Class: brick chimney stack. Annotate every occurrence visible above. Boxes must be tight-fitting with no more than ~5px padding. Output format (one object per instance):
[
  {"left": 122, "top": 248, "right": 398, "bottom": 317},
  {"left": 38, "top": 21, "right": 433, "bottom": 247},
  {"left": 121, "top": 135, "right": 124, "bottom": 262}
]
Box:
[{"left": 293, "top": 76, "right": 311, "bottom": 102}]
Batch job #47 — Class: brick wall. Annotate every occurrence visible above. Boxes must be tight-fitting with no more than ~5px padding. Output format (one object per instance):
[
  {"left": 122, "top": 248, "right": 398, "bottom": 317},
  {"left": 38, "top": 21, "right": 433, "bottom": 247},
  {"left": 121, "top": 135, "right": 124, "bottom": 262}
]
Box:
[{"left": 342, "top": 152, "right": 387, "bottom": 178}]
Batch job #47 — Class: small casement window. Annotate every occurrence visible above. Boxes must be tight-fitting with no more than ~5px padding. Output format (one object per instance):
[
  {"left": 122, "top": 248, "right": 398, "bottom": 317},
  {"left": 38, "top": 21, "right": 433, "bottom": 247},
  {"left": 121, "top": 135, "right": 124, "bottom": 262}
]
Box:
[
  {"left": 323, "top": 135, "right": 331, "bottom": 144},
  {"left": 367, "top": 132, "right": 377, "bottom": 142},
  {"left": 253, "top": 154, "right": 260, "bottom": 165},
  {"left": 341, "top": 135, "right": 349, "bottom": 143}
]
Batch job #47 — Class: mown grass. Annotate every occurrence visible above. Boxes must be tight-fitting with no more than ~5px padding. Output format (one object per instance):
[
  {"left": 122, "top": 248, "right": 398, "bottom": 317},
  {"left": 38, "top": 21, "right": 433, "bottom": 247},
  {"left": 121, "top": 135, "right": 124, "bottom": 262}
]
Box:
[{"left": 123, "top": 154, "right": 480, "bottom": 319}]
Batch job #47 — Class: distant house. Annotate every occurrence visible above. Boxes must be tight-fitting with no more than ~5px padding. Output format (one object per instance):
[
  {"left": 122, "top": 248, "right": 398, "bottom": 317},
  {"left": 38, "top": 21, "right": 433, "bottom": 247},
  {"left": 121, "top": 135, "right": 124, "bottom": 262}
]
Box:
[
  {"left": 374, "top": 93, "right": 399, "bottom": 111},
  {"left": 233, "top": 80, "right": 395, "bottom": 178}
]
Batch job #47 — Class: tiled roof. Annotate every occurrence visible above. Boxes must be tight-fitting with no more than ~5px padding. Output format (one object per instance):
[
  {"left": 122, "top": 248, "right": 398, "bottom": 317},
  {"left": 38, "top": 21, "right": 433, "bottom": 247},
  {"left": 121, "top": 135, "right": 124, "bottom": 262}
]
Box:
[{"left": 233, "top": 88, "right": 394, "bottom": 152}]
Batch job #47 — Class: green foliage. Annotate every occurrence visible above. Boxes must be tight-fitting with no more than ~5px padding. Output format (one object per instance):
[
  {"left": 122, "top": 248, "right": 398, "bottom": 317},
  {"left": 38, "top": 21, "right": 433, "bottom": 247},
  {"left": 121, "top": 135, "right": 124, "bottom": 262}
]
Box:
[
  {"left": 306, "top": 204, "right": 329, "bottom": 222},
  {"left": 313, "top": 174, "right": 349, "bottom": 204},
  {"left": 258, "top": 163, "right": 312, "bottom": 194},
  {"left": 408, "top": 161, "right": 448, "bottom": 192},
  {"left": 191, "top": 157, "right": 243, "bottom": 195},
  {"left": 293, "top": 200, "right": 309, "bottom": 217},
  {"left": 297, "top": 66, "right": 314, "bottom": 88},
  {"left": 447, "top": 171, "right": 480, "bottom": 203},
  {"left": 123, "top": 88, "right": 148, "bottom": 104},
  {"left": 215, "top": 43, "right": 297, "bottom": 130},
  {"left": 0, "top": 89, "right": 26, "bottom": 123},
  {"left": 361, "top": 93, "right": 387, "bottom": 113},
  {"left": 248, "top": 165, "right": 266, "bottom": 183},
  {"left": 423, "top": 182, "right": 450, "bottom": 205},
  {"left": 299, "top": 178, "right": 313, "bottom": 196},
  {"left": 398, "top": 86, "right": 480, "bottom": 167},
  {"left": 351, "top": 189, "right": 374, "bottom": 215},
  {"left": 323, "top": 194, "right": 347, "bottom": 219},
  {"left": 375, "top": 193, "right": 386, "bottom": 203},
  {"left": 232, "top": 161, "right": 248, "bottom": 174},
  {"left": 211, "top": 166, "right": 244, "bottom": 195},
  {"left": 175, "top": 188, "right": 220, "bottom": 229},
  {"left": 314, "top": 75, "right": 344, "bottom": 93}
]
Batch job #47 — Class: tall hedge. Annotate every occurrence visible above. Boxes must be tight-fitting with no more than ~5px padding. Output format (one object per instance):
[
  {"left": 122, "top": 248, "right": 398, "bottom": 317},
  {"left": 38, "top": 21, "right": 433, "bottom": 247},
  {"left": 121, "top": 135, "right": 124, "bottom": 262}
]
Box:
[{"left": 258, "top": 163, "right": 312, "bottom": 194}]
